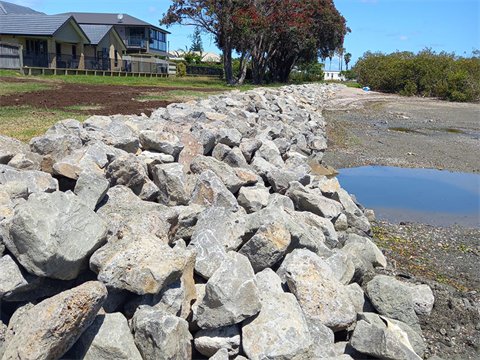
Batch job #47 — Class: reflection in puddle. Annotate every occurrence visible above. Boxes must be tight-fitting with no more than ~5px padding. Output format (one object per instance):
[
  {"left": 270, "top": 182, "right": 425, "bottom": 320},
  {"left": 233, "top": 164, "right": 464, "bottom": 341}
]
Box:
[{"left": 337, "top": 166, "right": 480, "bottom": 228}]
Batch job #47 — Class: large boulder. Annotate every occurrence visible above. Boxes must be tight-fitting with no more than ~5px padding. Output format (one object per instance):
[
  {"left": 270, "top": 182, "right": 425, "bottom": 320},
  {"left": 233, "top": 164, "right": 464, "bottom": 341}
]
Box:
[
  {"left": 152, "top": 163, "right": 190, "bottom": 206},
  {"left": 132, "top": 306, "right": 192, "bottom": 360},
  {"left": 0, "top": 165, "right": 58, "bottom": 194},
  {"left": 67, "top": 312, "right": 142, "bottom": 360},
  {"left": 6, "top": 191, "right": 108, "bottom": 280},
  {"left": 189, "top": 170, "right": 239, "bottom": 212},
  {"left": 2, "top": 281, "right": 107, "bottom": 360},
  {"left": 242, "top": 291, "right": 313, "bottom": 360},
  {"left": 194, "top": 324, "right": 241, "bottom": 358},
  {"left": 195, "top": 252, "right": 261, "bottom": 329}
]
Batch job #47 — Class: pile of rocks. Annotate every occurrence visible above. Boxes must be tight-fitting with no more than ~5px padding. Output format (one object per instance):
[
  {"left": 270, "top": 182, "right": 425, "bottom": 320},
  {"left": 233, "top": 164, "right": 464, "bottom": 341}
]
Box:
[{"left": 0, "top": 83, "right": 435, "bottom": 360}]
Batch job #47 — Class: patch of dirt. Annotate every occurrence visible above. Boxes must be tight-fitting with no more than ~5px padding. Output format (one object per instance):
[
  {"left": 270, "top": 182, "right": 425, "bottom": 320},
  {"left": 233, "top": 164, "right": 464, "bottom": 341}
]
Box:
[
  {"left": 0, "top": 77, "right": 224, "bottom": 116},
  {"left": 323, "top": 87, "right": 480, "bottom": 174}
]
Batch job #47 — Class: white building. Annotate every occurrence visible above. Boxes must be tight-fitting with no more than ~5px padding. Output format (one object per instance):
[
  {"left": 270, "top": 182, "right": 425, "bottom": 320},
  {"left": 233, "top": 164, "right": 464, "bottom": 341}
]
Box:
[
  {"left": 167, "top": 50, "right": 221, "bottom": 63},
  {"left": 324, "top": 70, "right": 346, "bottom": 81}
]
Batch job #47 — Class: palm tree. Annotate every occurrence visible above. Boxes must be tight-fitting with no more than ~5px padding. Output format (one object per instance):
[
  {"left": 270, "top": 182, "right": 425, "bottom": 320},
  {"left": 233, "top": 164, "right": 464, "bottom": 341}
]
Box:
[
  {"left": 328, "top": 50, "right": 335, "bottom": 70},
  {"left": 344, "top": 52, "right": 352, "bottom": 70},
  {"left": 336, "top": 46, "right": 344, "bottom": 71}
]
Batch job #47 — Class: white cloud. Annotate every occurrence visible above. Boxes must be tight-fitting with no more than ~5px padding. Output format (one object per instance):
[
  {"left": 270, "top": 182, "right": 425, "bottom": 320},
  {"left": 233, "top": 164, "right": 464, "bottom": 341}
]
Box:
[{"left": 398, "top": 36, "right": 408, "bottom": 41}]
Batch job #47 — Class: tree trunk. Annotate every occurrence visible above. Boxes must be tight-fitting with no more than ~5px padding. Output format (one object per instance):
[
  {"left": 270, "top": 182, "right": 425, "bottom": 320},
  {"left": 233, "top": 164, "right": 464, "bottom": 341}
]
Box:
[
  {"left": 237, "top": 52, "right": 250, "bottom": 85},
  {"left": 222, "top": 41, "right": 235, "bottom": 85}
]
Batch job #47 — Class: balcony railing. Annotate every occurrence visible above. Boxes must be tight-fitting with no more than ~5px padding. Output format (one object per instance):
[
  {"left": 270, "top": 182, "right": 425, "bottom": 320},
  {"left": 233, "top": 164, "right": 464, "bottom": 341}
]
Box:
[{"left": 124, "top": 36, "right": 147, "bottom": 49}]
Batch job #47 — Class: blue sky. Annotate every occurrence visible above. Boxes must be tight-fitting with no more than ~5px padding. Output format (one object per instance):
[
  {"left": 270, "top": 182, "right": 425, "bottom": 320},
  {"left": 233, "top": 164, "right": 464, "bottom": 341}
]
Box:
[{"left": 8, "top": 0, "right": 480, "bottom": 70}]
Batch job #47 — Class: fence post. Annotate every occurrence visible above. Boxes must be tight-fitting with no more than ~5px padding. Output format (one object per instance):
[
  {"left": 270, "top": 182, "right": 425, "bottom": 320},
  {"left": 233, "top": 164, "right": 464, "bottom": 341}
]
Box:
[{"left": 18, "top": 45, "right": 24, "bottom": 71}]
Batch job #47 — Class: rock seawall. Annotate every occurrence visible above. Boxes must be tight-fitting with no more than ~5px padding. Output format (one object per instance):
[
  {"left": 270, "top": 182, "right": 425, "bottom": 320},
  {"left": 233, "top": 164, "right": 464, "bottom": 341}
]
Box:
[{"left": 0, "top": 84, "right": 434, "bottom": 359}]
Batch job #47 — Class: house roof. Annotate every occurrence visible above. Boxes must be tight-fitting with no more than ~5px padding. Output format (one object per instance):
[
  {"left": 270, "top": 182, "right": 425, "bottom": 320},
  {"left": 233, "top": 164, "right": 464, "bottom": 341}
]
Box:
[
  {"left": 168, "top": 51, "right": 221, "bottom": 63},
  {"left": 0, "top": 0, "right": 44, "bottom": 15},
  {"left": 0, "top": 14, "right": 90, "bottom": 43},
  {"left": 79, "top": 24, "right": 126, "bottom": 50},
  {"left": 60, "top": 12, "right": 170, "bottom": 34}
]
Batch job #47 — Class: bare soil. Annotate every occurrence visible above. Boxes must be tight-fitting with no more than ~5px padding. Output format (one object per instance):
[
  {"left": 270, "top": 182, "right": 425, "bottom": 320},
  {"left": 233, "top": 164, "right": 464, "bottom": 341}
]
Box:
[
  {"left": 324, "top": 86, "right": 480, "bottom": 360},
  {"left": 0, "top": 76, "right": 224, "bottom": 116}
]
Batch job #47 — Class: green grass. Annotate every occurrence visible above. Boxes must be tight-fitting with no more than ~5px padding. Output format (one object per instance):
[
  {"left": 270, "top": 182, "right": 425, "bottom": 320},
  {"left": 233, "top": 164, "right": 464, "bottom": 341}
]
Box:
[
  {"left": 64, "top": 105, "right": 104, "bottom": 111},
  {"left": 0, "top": 105, "right": 88, "bottom": 142},
  {"left": 0, "top": 69, "right": 22, "bottom": 77},
  {"left": 345, "top": 82, "right": 362, "bottom": 88},
  {"left": 0, "top": 82, "right": 57, "bottom": 96}
]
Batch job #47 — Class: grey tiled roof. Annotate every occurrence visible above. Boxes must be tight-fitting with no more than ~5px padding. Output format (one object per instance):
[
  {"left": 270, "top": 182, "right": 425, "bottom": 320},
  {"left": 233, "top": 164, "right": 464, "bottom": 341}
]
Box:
[
  {"left": 0, "top": 14, "right": 71, "bottom": 36},
  {"left": 79, "top": 24, "right": 113, "bottom": 45},
  {"left": 0, "top": 1, "right": 44, "bottom": 15},
  {"left": 60, "top": 12, "right": 170, "bottom": 34}
]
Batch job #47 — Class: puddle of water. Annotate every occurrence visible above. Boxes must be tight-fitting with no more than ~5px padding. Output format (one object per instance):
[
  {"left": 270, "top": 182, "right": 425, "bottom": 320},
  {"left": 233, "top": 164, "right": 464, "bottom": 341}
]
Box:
[
  {"left": 336, "top": 166, "right": 480, "bottom": 228},
  {"left": 388, "top": 127, "right": 425, "bottom": 134}
]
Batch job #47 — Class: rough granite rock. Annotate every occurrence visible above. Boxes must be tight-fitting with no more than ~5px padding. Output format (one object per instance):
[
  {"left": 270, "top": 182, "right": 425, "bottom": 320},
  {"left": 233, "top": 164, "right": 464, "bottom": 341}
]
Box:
[
  {"left": 195, "top": 252, "right": 261, "bottom": 329},
  {"left": 2, "top": 281, "right": 107, "bottom": 360},
  {"left": 0, "top": 165, "right": 58, "bottom": 194},
  {"left": 6, "top": 191, "right": 108, "bottom": 280},
  {"left": 188, "top": 230, "right": 227, "bottom": 280},
  {"left": 152, "top": 163, "right": 190, "bottom": 206},
  {"left": 132, "top": 306, "right": 192, "bottom": 360},
  {"left": 281, "top": 249, "right": 357, "bottom": 331},
  {"left": 237, "top": 184, "right": 270, "bottom": 213},
  {"left": 209, "top": 348, "right": 229, "bottom": 360},
  {"left": 0, "top": 135, "right": 30, "bottom": 164},
  {"left": 255, "top": 268, "right": 284, "bottom": 294},
  {"left": 178, "top": 133, "right": 204, "bottom": 173},
  {"left": 189, "top": 170, "right": 239, "bottom": 212},
  {"left": 239, "top": 221, "right": 291, "bottom": 273},
  {"left": 67, "top": 312, "right": 142, "bottom": 360},
  {"left": 366, "top": 275, "right": 421, "bottom": 332},
  {"left": 29, "top": 134, "right": 83, "bottom": 161},
  {"left": 350, "top": 313, "right": 423, "bottom": 360},
  {"left": 90, "top": 232, "right": 192, "bottom": 295},
  {"left": 191, "top": 155, "right": 243, "bottom": 193},
  {"left": 139, "top": 130, "right": 184, "bottom": 158},
  {"left": 242, "top": 291, "right": 313, "bottom": 360},
  {"left": 194, "top": 324, "right": 241, "bottom": 357},
  {"left": 405, "top": 283, "right": 435, "bottom": 316}
]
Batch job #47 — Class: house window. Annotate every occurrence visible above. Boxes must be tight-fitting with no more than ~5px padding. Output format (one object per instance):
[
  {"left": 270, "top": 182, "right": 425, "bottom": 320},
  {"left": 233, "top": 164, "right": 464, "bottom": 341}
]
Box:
[
  {"left": 26, "top": 39, "right": 47, "bottom": 54},
  {"left": 56, "top": 43, "right": 61, "bottom": 56},
  {"left": 72, "top": 45, "right": 77, "bottom": 59},
  {"left": 149, "top": 28, "right": 167, "bottom": 51}
]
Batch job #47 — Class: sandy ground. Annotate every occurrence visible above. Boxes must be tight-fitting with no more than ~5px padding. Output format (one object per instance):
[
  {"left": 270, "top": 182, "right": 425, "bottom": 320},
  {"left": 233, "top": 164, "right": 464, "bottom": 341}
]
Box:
[
  {"left": 323, "top": 86, "right": 480, "bottom": 174},
  {"left": 323, "top": 86, "right": 480, "bottom": 360}
]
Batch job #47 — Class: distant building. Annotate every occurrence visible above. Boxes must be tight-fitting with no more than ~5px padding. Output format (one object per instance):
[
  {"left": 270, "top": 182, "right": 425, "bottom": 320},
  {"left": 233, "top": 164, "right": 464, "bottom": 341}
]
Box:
[
  {"left": 324, "top": 70, "right": 346, "bottom": 81},
  {"left": 168, "top": 50, "right": 221, "bottom": 64}
]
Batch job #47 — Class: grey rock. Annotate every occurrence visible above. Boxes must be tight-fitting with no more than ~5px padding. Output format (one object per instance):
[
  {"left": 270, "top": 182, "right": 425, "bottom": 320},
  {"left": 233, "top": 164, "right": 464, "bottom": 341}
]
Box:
[
  {"left": 212, "top": 143, "right": 249, "bottom": 168},
  {"left": 189, "top": 170, "right": 239, "bottom": 212},
  {"left": 242, "top": 291, "right": 313, "bottom": 360},
  {"left": 346, "top": 283, "right": 375, "bottom": 313},
  {"left": 192, "top": 206, "right": 245, "bottom": 251},
  {"left": 215, "top": 128, "right": 242, "bottom": 147},
  {"left": 196, "top": 252, "right": 261, "bottom": 329},
  {"left": 2, "top": 281, "right": 107, "bottom": 360},
  {"left": 45, "top": 119, "right": 86, "bottom": 138},
  {"left": 334, "top": 213, "right": 349, "bottom": 231},
  {"left": 188, "top": 230, "right": 227, "bottom": 280},
  {"left": 209, "top": 348, "right": 229, "bottom": 360},
  {"left": 0, "top": 255, "right": 32, "bottom": 298},
  {"left": 138, "top": 150, "right": 174, "bottom": 166},
  {"left": 255, "top": 140, "right": 284, "bottom": 167},
  {"left": 286, "top": 181, "right": 343, "bottom": 220},
  {"left": 7, "top": 191, "right": 107, "bottom": 280},
  {"left": 67, "top": 313, "right": 142, "bottom": 360},
  {"left": 281, "top": 249, "right": 357, "bottom": 331},
  {"left": 7, "top": 152, "right": 43, "bottom": 171},
  {"left": 0, "top": 165, "right": 58, "bottom": 194},
  {"left": 332, "top": 189, "right": 371, "bottom": 234},
  {"left": 350, "top": 313, "right": 423, "bottom": 360},
  {"left": 74, "top": 169, "right": 109, "bottom": 210},
  {"left": 178, "top": 133, "right": 204, "bottom": 172},
  {"left": 250, "top": 157, "right": 277, "bottom": 182},
  {"left": 237, "top": 185, "right": 270, "bottom": 213},
  {"left": 105, "top": 154, "right": 147, "bottom": 188},
  {"left": 239, "top": 221, "right": 291, "bottom": 273},
  {"left": 255, "top": 268, "right": 284, "bottom": 294},
  {"left": 152, "top": 163, "right": 189, "bottom": 206},
  {"left": 191, "top": 128, "right": 216, "bottom": 154},
  {"left": 194, "top": 324, "right": 241, "bottom": 357},
  {"left": 0, "top": 134, "right": 29, "bottom": 164},
  {"left": 30, "top": 134, "right": 83, "bottom": 161},
  {"left": 191, "top": 155, "right": 243, "bottom": 193},
  {"left": 0, "top": 182, "right": 28, "bottom": 200},
  {"left": 132, "top": 306, "right": 192, "bottom": 360},
  {"left": 305, "top": 316, "right": 336, "bottom": 358},
  {"left": 267, "top": 193, "right": 295, "bottom": 210},
  {"left": 139, "top": 130, "right": 184, "bottom": 158},
  {"left": 366, "top": 275, "right": 421, "bottom": 332},
  {"left": 342, "top": 233, "right": 387, "bottom": 270},
  {"left": 240, "top": 138, "right": 262, "bottom": 163},
  {"left": 90, "top": 232, "right": 192, "bottom": 295},
  {"left": 323, "top": 250, "right": 355, "bottom": 285},
  {"left": 267, "top": 168, "right": 309, "bottom": 194},
  {"left": 294, "top": 211, "right": 339, "bottom": 249},
  {"left": 171, "top": 204, "right": 205, "bottom": 242},
  {"left": 405, "top": 283, "right": 435, "bottom": 316}
]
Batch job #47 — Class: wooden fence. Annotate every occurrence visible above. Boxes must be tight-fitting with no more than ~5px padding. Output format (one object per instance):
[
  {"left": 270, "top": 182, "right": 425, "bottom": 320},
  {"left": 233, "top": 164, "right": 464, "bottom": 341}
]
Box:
[{"left": 0, "top": 42, "right": 22, "bottom": 70}]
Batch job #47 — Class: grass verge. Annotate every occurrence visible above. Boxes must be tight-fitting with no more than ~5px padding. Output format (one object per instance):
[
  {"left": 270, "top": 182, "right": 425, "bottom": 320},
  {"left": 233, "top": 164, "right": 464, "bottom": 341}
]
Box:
[
  {"left": 0, "top": 82, "right": 57, "bottom": 96},
  {"left": 0, "top": 105, "right": 87, "bottom": 142}
]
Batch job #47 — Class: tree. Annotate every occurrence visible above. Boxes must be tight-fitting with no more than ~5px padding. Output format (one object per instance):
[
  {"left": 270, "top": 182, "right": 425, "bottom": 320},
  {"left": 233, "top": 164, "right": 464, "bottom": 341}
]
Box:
[
  {"left": 328, "top": 50, "right": 335, "bottom": 70},
  {"left": 344, "top": 52, "right": 352, "bottom": 70},
  {"left": 189, "top": 27, "right": 204, "bottom": 52}
]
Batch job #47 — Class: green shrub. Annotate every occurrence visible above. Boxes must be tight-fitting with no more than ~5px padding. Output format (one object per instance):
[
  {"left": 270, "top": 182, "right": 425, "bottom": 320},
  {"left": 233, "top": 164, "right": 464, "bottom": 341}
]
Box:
[
  {"left": 353, "top": 49, "right": 480, "bottom": 102},
  {"left": 176, "top": 62, "right": 187, "bottom": 77}
]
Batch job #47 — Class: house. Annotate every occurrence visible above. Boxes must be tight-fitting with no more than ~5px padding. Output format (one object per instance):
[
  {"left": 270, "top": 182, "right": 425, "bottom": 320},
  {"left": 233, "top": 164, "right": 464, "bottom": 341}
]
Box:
[
  {"left": 324, "top": 70, "right": 346, "bottom": 81},
  {"left": 0, "top": 1, "right": 90, "bottom": 69},
  {"left": 60, "top": 12, "right": 170, "bottom": 56},
  {"left": 79, "top": 25, "right": 126, "bottom": 70}
]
